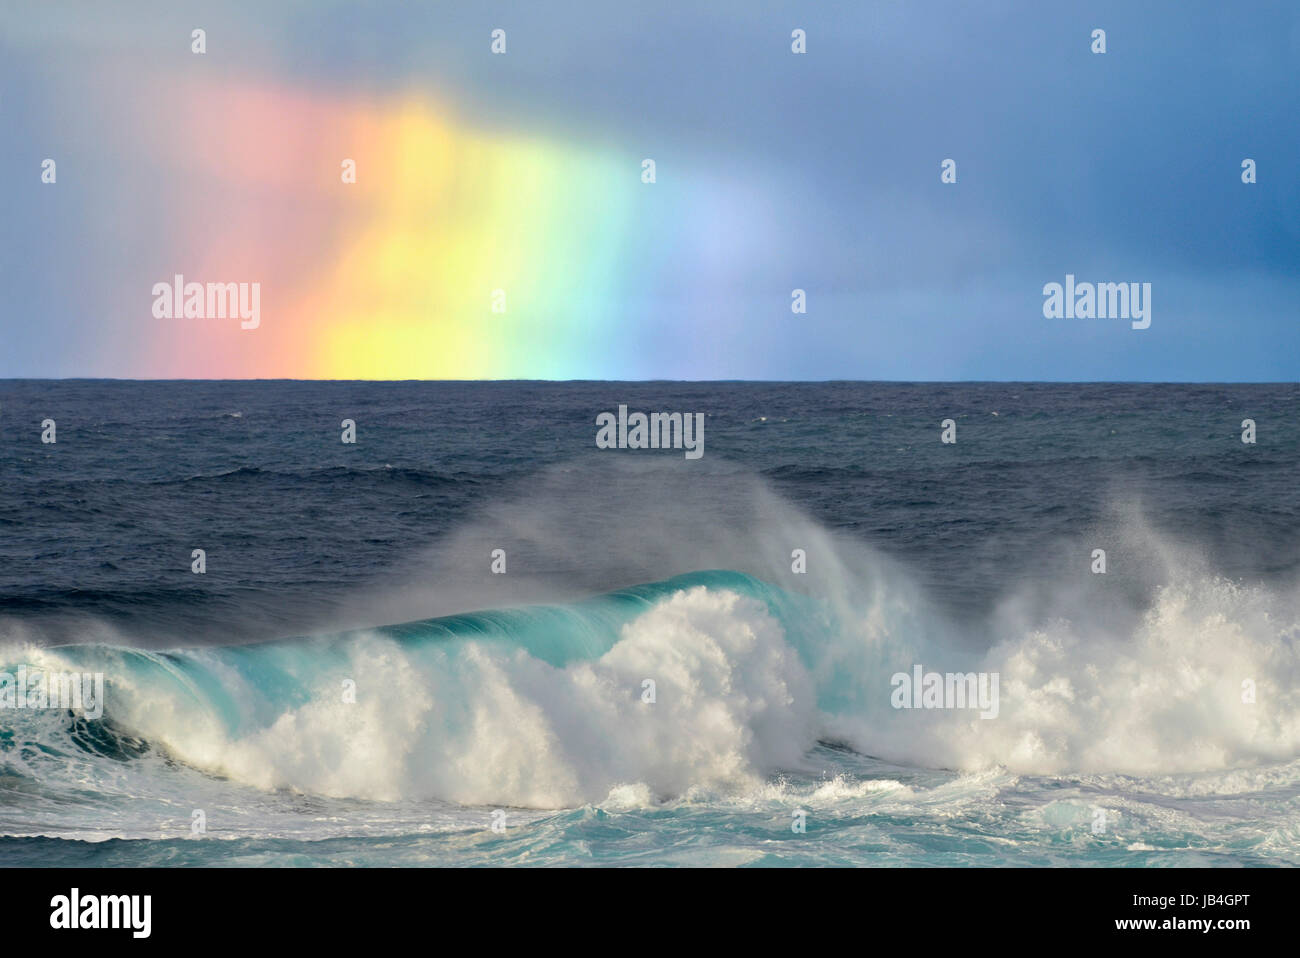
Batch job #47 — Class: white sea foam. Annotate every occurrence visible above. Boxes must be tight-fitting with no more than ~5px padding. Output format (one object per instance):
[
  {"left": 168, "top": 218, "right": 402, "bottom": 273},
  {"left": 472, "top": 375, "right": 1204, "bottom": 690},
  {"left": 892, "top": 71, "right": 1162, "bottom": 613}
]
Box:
[{"left": 7, "top": 462, "right": 1300, "bottom": 812}]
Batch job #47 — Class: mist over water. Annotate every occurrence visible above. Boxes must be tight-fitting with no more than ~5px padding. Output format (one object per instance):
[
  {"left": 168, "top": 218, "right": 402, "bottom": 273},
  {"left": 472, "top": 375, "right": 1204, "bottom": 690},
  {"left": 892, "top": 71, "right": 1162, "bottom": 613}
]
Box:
[{"left": 1, "top": 382, "right": 1298, "bottom": 864}]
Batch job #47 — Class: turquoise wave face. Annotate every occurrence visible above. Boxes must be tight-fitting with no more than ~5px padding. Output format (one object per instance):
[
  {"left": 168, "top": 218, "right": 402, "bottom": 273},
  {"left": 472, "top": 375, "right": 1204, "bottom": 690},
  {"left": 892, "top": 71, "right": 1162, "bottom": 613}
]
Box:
[
  {"left": 0, "top": 574, "right": 831, "bottom": 814},
  {"left": 0, "top": 571, "right": 835, "bottom": 795},
  {"left": 0, "top": 570, "right": 822, "bottom": 737}
]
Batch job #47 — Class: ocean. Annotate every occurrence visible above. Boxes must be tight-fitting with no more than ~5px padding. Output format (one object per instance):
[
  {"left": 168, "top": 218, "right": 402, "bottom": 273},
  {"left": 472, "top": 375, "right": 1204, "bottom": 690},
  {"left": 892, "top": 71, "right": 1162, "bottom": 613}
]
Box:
[{"left": 1, "top": 380, "right": 1298, "bottom": 866}]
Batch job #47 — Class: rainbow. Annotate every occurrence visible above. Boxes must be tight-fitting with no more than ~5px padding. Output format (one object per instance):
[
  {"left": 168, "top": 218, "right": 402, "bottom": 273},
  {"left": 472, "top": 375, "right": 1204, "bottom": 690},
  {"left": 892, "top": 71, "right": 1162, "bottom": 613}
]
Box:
[{"left": 116, "top": 73, "right": 774, "bottom": 379}]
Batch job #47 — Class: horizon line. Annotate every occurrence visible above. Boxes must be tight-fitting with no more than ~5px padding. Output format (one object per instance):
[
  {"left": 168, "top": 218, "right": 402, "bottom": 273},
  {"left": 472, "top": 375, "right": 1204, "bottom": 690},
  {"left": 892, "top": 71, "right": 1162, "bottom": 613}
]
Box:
[{"left": 0, "top": 378, "right": 1296, "bottom": 386}]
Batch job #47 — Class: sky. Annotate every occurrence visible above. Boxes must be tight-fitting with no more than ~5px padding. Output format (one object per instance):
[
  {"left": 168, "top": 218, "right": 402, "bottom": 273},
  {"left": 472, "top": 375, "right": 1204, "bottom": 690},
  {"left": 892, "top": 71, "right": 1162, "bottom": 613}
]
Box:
[{"left": 1, "top": 0, "right": 1297, "bottom": 380}]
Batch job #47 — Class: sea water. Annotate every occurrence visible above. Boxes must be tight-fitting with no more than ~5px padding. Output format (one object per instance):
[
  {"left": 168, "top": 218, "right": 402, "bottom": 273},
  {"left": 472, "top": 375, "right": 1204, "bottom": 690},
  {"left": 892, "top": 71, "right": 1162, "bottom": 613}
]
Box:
[{"left": 0, "top": 381, "right": 1297, "bottom": 866}]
